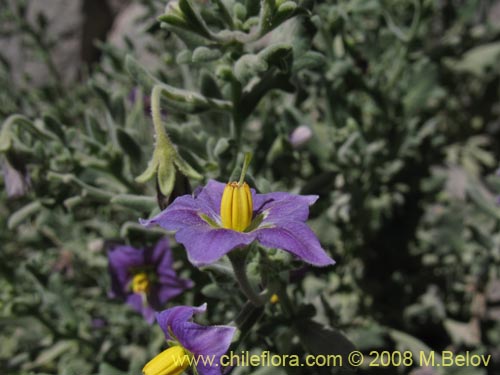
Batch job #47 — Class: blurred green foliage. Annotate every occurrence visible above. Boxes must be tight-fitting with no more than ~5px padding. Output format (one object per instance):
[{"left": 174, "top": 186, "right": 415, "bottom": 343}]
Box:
[{"left": 1, "top": 0, "right": 500, "bottom": 374}]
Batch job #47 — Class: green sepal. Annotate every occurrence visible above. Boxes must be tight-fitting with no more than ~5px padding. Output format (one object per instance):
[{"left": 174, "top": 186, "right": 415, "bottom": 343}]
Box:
[
  {"left": 199, "top": 213, "right": 220, "bottom": 228},
  {"left": 174, "top": 154, "right": 203, "bottom": 180},
  {"left": 157, "top": 156, "right": 176, "bottom": 197},
  {"left": 135, "top": 157, "right": 158, "bottom": 183}
]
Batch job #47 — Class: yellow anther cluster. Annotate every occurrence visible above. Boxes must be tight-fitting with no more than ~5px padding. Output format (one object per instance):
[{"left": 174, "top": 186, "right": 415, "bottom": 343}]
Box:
[
  {"left": 220, "top": 182, "right": 253, "bottom": 232},
  {"left": 270, "top": 294, "right": 279, "bottom": 304},
  {"left": 143, "top": 346, "right": 189, "bottom": 375},
  {"left": 132, "top": 272, "right": 150, "bottom": 294}
]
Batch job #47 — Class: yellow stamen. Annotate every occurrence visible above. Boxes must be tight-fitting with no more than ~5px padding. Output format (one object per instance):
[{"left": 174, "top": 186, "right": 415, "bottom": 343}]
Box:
[
  {"left": 270, "top": 294, "right": 279, "bottom": 304},
  {"left": 143, "top": 346, "right": 189, "bottom": 375},
  {"left": 132, "top": 272, "right": 150, "bottom": 294},
  {"left": 220, "top": 182, "right": 253, "bottom": 232}
]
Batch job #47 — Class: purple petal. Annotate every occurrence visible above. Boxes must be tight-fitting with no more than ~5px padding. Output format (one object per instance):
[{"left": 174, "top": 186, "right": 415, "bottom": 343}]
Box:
[
  {"left": 148, "top": 238, "right": 178, "bottom": 280},
  {"left": 148, "top": 277, "right": 193, "bottom": 309},
  {"left": 156, "top": 304, "right": 235, "bottom": 375},
  {"left": 126, "top": 293, "right": 156, "bottom": 324},
  {"left": 108, "top": 239, "right": 193, "bottom": 322},
  {"left": 140, "top": 195, "right": 210, "bottom": 230},
  {"left": 188, "top": 325, "right": 236, "bottom": 375},
  {"left": 147, "top": 238, "right": 173, "bottom": 265},
  {"left": 253, "top": 192, "right": 318, "bottom": 223},
  {"left": 2, "top": 158, "right": 30, "bottom": 199},
  {"left": 195, "top": 179, "right": 226, "bottom": 214},
  {"left": 157, "top": 304, "right": 208, "bottom": 340},
  {"left": 175, "top": 226, "right": 256, "bottom": 267},
  {"left": 256, "top": 221, "right": 335, "bottom": 266},
  {"left": 108, "top": 245, "right": 144, "bottom": 297}
]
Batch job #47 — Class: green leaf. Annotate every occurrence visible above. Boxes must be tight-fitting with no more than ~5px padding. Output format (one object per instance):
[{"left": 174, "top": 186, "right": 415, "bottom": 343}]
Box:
[
  {"left": 293, "top": 51, "right": 326, "bottom": 73},
  {"left": 466, "top": 179, "right": 500, "bottom": 220},
  {"left": 125, "top": 55, "right": 158, "bottom": 91},
  {"left": 117, "top": 128, "right": 142, "bottom": 162},
  {"left": 192, "top": 46, "right": 222, "bottom": 63},
  {"left": 176, "top": 50, "right": 192, "bottom": 64},
  {"left": 8, "top": 201, "right": 42, "bottom": 229},
  {"left": 446, "top": 42, "right": 500, "bottom": 75},
  {"left": 234, "top": 54, "right": 268, "bottom": 84},
  {"left": 32, "top": 340, "right": 77, "bottom": 368},
  {"left": 111, "top": 194, "right": 157, "bottom": 211},
  {"left": 275, "top": 1, "right": 298, "bottom": 24},
  {"left": 157, "top": 82, "right": 232, "bottom": 113},
  {"left": 42, "top": 115, "right": 66, "bottom": 141},
  {"left": 201, "top": 284, "right": 227, "bottom": 299},
  {"left": 178, "top": 0, "right": 213, "bottom": 38},
  {"left": 259, "top": 43, "right": 293, "bottom": 73},
  {"left": 98, "top": 363, "right": 129, "bottom": 375}
]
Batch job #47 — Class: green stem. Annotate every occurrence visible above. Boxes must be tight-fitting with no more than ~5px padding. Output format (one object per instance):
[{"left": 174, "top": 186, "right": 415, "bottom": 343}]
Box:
[
  {"left": 231, "top": 301, "right": 265, "bottom": 350},
  {"left": 276, "top": 283, "right": 295, "bottom": 319},
  {"left": 151, "top": 85, "right": 174, "bottom": 149},
  {"left": 238, "top": 152, "right": 252, "bottom": 185},
  {"left": 229, "top": 250, "right": 265, "bottom": 306},
  {"left": 231, "top": 79, "right": 243, "bottom": 145}
]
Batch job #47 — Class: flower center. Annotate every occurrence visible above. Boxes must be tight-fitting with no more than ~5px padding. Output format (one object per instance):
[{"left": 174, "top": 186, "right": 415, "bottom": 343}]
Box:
[
  {"left": 220, "top": 181, "right": 253, "bottom": 232},
  {"left": 132, "top": 272, "right": 151, "bottom": 294},
  {"left": 142, "top": 345, "right": 189, "bottom": 375}
]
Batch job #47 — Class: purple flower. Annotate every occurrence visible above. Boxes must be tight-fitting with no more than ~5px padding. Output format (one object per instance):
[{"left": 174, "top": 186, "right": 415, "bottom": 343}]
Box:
[
  {"left": 140, "top": 179, "right": 335, "bottom": 268},
  {"left": 2, "top": 157, "right": 30, "bottom": 198},
  {"left": 107, "top": 238, "right": 193, "bottom": 323},
  {"left": 143, "top": 303, "right": 235, "bottom": 375}
]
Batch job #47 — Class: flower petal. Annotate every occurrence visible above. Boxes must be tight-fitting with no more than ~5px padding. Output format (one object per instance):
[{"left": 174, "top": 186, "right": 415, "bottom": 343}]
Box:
[
  {"left": 147, "top": 238, "right": 175, "bottom": 277},
  {"left": 175, "top": 226, "right": 256, "bottom": 267},
  {"left": 256, "top": 221, "right": 335, "bottom": 266},
  {"left": 195, "top": 179, "right": 226, "bottom": 214},
  {"left": 186, "top": 325, "right": 236, "bottom": 375},
  {"left": 156, "top": 304, "right": 235, "bottom": 375},
  {"left": 108, "top": 240, "right": 193, "bottom": 323},
  {"left": 157, "top": 304, "right": 208, "bottom": 341},
  {"left": 127, "top": 293, "right": 156, "bottom": 324},
  {"left": 253, "top": 192, "right": 318, "bottom": 224},
  {"left": 147, "top": 280, "right": 191, "bottom": 310},
  {"left": 108, "top": 245, "right": 144, "bottom": 297},
  {"left": 140, "top": 194, "right": 216, "bottom": 230},
  {"left": 146, "top": 239, "right": 193, "bottom": 309}
]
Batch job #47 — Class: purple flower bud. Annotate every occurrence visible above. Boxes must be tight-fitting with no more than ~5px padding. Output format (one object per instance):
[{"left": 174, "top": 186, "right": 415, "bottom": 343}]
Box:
[{"left": 289, "top": 125, "right": 313, "bottom": 148}]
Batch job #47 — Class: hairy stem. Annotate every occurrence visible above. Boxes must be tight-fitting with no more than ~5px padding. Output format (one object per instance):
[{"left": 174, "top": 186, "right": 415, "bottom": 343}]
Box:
[{"left": 229, "top": 250, "right": 265, "bottom": 306}]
